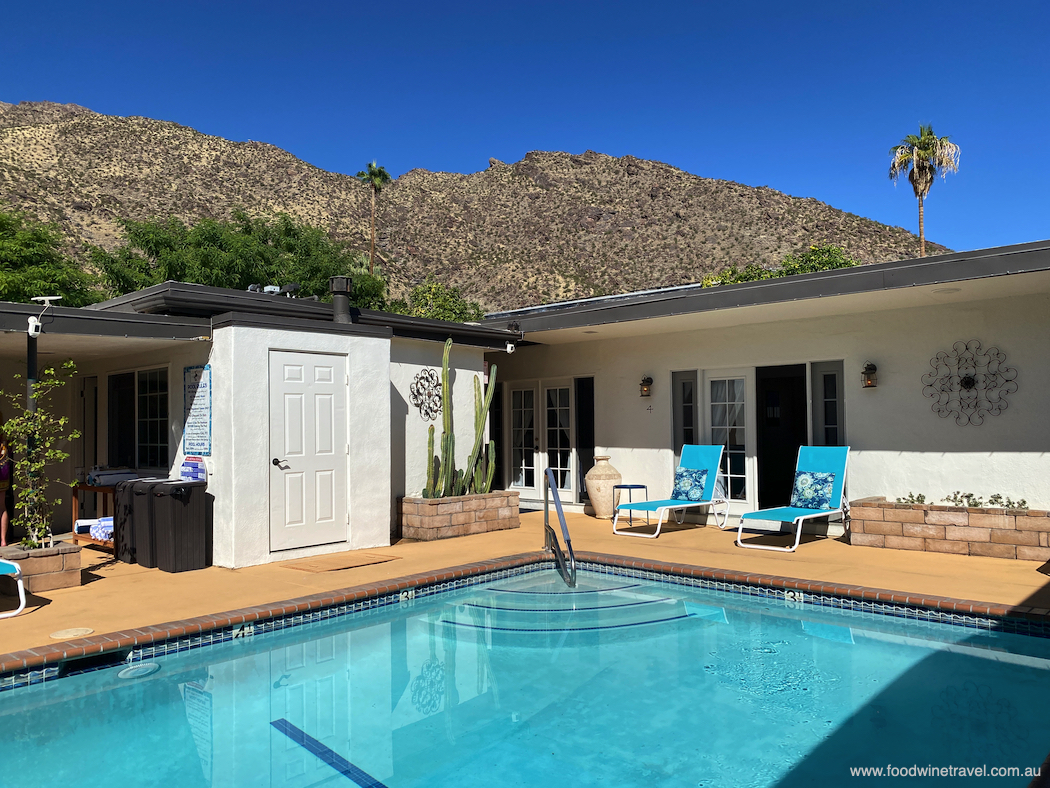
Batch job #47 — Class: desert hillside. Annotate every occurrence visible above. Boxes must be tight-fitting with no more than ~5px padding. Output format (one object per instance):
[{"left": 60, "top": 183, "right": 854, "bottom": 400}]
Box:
[{"left": 0, "top": 101, "right": 947, "bottom": 310}]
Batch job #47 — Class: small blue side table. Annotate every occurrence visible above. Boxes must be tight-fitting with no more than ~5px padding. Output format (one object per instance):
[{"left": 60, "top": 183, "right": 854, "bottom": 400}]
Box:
[{"left": 613, "top": 484, "right": 648, "bottom": 524}]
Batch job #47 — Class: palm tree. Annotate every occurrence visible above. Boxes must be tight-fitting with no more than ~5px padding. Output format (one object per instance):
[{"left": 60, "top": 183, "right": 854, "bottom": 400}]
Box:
[
  {"left": 889, "top": 125, "right": 960, "bottom": 257},
  {"left": 356, "top": 161, "right": 392, "bottom": 276}
]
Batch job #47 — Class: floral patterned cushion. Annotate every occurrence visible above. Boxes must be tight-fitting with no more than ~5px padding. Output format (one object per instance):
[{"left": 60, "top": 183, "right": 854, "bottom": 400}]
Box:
[
  {"left": 672, "top": 467, "right": 709, "bottom": 502},
  {"left": 789, "top": 471, "right": 836, "bottom": 510}
]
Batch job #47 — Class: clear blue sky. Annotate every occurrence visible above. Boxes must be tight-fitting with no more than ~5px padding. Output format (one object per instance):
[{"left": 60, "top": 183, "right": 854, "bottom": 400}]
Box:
[{"left": 6, "top": 0, "right": 1048, "bottom": 253}]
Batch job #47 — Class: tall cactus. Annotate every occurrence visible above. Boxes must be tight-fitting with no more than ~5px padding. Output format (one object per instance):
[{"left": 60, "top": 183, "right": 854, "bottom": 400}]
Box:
[
  {"left": 439, "top": 339, "right": 455, "bottom": 496},
  {"left": 424, "top": 338, "right": 499, "bottom": 498},
  {"left": 423, "top": 425, "right": 437, "bottom": 498},
  {"left": 462, "top": 366, "right": 497, "bottom": 495}
]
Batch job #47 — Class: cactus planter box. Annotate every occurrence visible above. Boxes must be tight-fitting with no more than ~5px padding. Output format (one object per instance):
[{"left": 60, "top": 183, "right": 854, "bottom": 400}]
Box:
[
  {"left": 404, "top": 338, "right": 508, "bottom": 540},
  {"left": 400, "top": 491, "right": 520, "bottom": 541}
]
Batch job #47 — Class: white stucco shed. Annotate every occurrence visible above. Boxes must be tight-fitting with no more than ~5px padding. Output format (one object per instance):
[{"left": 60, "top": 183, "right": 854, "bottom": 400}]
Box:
[{"left": 0, "top": 282, "right": 516, "bottom": 568}]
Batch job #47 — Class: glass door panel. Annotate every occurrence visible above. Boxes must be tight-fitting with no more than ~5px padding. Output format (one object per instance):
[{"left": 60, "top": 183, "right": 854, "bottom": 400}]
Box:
[
  {"left": 510, "top": 388, "right": 536, "bottom": 491},
  {"left": 545, "top": 387, "right": 572, "bottom": 491},
  {"left": 711, "top": 377, "right": 747, "bottom": 501}
]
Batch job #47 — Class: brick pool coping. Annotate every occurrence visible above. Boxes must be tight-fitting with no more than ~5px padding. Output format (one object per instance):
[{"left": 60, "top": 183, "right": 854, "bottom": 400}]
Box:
[{"left": 3, "top": 549, "right": 1050, "bottom": 678}]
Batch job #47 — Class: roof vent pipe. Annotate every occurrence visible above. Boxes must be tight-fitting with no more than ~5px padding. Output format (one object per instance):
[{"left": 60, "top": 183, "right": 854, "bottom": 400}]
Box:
[{"left": 330, "top": 276, "right": 352, "bottom": 323}]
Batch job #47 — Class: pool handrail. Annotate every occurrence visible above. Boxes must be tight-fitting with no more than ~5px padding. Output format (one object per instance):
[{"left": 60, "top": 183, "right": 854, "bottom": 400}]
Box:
[{"left": 543, "top": 468, "right": 577, "bottom": 588}]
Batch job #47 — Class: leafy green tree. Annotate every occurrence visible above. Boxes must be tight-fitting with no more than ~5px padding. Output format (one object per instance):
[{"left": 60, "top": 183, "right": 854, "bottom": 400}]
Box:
[
  {"left": 355, "top": 161, "right": 392, "bottom": 277},
  {"left": 93, "top": 211, "right": 387, "bottom": 307},
  {"left": 0, "top": 210, "right": 100, "bottom": 306},
  {"left": 389, "top": 278, "right": 485, "bottom": 322},
  {"left": 889, "top": 125, "right": 960, "bottom": 257},
  {"left": 704, "top": 244, "right": 859, "bottom": 287},
  {"left": 1, "top": 359, "right": 80, "bottom": 548}
]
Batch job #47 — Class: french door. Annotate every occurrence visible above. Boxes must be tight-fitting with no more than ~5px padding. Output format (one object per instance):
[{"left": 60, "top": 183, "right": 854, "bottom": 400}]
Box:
[
  {"left": 507, "top": 382, "right": 575, "bottom": 499},
  {"left": 509, "top": 387, "right": 538, "bottom": 497}
]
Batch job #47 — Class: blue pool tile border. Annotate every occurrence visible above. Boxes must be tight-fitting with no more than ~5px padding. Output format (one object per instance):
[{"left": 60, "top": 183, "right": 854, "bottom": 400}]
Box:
[
  {"left": 574, "top": 561, "right": 1050, "bottom": 638},
  {"left": 3, "top": 550, "right": 1049, "bottom": 693}
]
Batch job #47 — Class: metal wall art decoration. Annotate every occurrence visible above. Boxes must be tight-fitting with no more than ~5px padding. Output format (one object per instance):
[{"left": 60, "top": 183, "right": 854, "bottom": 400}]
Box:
[
  {"left": 410, "top": 368, "right": 442, "bottom": 421},
  {"left": 921, "top": 340, "right": 1017, "bottom": 426}
]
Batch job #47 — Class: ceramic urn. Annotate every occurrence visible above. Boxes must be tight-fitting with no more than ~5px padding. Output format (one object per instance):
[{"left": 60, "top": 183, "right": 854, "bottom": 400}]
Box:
[{"left": 585, "top": 456, "right": 622, "bottom": 519}]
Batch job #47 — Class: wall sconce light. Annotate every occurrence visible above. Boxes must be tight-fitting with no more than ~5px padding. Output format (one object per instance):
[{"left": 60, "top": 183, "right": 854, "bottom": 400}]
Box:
[
  {"left": 862, "top": 362, "right": 878, "bottom": 388},
  {"left": 640, "top": 376, "right": 653, "bottom": 397}
]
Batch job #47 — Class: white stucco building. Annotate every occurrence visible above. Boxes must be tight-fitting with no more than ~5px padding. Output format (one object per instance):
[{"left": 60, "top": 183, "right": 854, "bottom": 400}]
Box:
[
  {"left": 2, "top": 240, "right": 1047, "bottom": 567},
  {"left": 483, "top": 240, "right": 1050, "bottom": 522}
]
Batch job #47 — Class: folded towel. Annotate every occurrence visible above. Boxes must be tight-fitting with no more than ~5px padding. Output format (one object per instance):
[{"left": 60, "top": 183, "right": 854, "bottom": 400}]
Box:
[
  {"left": 74, "top": 518, "right": 98, "bottom": 534},
  {"left": 89, "top": 522, "right": 114, "bottom": 541}
]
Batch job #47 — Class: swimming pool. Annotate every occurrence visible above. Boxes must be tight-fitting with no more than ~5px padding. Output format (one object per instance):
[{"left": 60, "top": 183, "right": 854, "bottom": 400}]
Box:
[{"left": 2, "top": 567, "right": 1048, "bottom": 787}]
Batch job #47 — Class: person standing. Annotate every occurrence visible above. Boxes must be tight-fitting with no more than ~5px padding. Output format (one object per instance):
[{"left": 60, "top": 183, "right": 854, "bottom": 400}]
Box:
[{"left": 0, "top": 416, "right": 12, "bottom": 547}]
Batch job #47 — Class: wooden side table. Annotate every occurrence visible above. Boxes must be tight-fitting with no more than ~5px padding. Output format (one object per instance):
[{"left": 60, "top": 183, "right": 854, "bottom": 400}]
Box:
[{"left": 70, "top": 485, "right": 116, "bottom": 551}]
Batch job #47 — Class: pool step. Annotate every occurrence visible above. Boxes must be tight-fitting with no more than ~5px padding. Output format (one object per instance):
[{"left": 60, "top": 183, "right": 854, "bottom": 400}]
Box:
[{"left": 439, "top": 580, "right": 725, "bottom": 641}]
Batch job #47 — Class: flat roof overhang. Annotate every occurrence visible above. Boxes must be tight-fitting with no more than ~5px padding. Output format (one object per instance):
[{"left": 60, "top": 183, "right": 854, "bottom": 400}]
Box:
[
  {"left": 93, "top": 281, "right": 520, "bottom": 349},
  {"left": 0, "top": 303, "right": 212, "bottom": 361},
  {"left": 483, "top": 239, "right": 1050, "bottom": 343}
]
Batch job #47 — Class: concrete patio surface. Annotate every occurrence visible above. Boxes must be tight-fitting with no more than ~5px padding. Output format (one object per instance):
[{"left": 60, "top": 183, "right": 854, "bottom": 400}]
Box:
[{"left": 2, "top": 510, "right": 1050, "bottom": 655}]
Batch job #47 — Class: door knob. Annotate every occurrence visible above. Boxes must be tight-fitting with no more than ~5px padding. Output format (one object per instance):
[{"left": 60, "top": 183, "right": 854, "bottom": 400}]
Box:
[{"left": 272, "top": 458, "right": 285, "bottom": 466}]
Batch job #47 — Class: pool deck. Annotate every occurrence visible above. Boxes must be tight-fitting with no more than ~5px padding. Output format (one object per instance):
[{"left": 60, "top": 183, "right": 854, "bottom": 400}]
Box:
[{"left": 2, "top": 511, "right": 1050, "bottom": 670}]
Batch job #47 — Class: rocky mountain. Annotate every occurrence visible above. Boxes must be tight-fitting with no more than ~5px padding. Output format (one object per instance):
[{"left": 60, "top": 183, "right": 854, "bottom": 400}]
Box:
[{"left": 0, "top": 101, "right": 947, "bottom": 310}]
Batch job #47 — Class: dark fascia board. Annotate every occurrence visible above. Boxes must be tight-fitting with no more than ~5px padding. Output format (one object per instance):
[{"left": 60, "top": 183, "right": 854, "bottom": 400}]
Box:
[
  {"left": 0, "top": 301, "right": 212, "bottom": 340},
  {"left": 92, "top": 280, "right": 517, "bottom": 347},
  {"left": 211, "top": 311, "right": 392, "bottom": 339},
  {"left": 352, "top": 309, "right": 518, "bottom": 349},
  {"left": 89, "top": 281, "right": 332, "bottom": 320},
  {"left": 483, "top": 239, "right": 1050, "bottom": 333}
]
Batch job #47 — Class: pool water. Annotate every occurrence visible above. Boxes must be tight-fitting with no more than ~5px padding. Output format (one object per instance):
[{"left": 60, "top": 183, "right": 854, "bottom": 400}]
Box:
[{"left": 2, "top": 569, "right": 1048, "bottom": 787}]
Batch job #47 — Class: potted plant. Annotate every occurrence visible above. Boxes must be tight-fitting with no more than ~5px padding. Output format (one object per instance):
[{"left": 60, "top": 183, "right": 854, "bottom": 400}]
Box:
[
  {"left": 400, "top": 339, "right": 519, "bottom": 540},
  {"left": 0, "top": 359, "right": 84, "bottom": 593}
]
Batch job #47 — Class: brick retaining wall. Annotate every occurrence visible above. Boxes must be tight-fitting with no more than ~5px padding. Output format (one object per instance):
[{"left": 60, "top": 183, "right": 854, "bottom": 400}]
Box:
[
  {"left": 400, "top": 491, "right": 520, "bottom": 541},
  {"left": 849, "top": 497, "right": 1050, "bottom": 561},
  {"left": 0, "top": 543, "right": 82, "bottom": 593}
]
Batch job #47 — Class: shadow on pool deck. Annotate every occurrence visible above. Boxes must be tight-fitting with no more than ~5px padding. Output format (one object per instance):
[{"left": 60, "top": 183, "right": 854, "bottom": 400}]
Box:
[{"left": 2, "top": 510, "right": 1050, "bottom": 657}]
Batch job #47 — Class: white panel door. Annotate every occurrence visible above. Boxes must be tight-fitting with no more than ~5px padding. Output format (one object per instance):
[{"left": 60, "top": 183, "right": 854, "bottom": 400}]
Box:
[{"left": 269, "top": 351, "right": 347, "bottom": 551}]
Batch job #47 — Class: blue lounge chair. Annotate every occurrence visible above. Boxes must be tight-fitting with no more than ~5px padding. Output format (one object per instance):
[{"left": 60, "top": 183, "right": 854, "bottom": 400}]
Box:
[
  {"left": 737, "top": 445, "right": 850, "bottom": 552},
  {"left": 612, "top": 444, "right": 729, "bottom": 538},
  {"left": 0, "top": 559, "right": 27, "bottom": 619}
]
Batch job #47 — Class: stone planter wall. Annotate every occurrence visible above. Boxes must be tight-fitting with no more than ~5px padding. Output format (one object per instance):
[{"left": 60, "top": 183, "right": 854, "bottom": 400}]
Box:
[
  {"left": 849, "top": 497, "right": 1050, "bottom": 562},
  {"left": 0, "top": 543, "right": 82, "bottom": 593},
  {"left": 400, "top": 491, "right": 520, "bottom": 541}
]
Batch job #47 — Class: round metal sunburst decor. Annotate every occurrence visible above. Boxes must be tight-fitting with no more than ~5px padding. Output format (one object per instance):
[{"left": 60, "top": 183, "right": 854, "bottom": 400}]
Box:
[
  {"left": 410, "top": 368, "right": 442, "bottom": 421},
  {"left": 921, "top": 340, "right": 1017, "bottom": 426}
]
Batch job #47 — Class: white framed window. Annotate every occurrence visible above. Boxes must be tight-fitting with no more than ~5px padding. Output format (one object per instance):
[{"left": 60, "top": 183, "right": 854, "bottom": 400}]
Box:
[
  {"left": 810, "top": 361, "right": 845, "bottom": 446},
  {"left": 108, "top": 366, "right": 170, "bottom": 470},
  {"left": 671, "top": 370, "right": 698, "bottom": 464}
]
